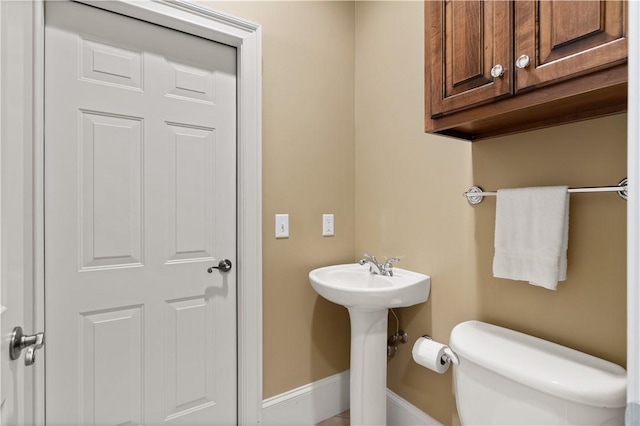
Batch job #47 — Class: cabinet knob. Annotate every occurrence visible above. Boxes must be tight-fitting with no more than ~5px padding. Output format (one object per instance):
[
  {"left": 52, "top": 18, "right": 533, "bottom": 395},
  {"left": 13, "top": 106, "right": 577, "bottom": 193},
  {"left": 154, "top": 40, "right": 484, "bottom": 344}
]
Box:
[
  {"left": 516, "top": 54, "right": 531, "bottom": 69},
  {"left": 490, "top": 64, "right": 505, "bottom": 78}
]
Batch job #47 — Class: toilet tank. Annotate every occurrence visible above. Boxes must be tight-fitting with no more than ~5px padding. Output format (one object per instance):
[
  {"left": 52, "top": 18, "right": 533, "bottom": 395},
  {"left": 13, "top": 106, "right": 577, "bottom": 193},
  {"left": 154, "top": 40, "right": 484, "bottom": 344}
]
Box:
[{"left": 449, "top": 321, "right": 626, "bottom": 425}]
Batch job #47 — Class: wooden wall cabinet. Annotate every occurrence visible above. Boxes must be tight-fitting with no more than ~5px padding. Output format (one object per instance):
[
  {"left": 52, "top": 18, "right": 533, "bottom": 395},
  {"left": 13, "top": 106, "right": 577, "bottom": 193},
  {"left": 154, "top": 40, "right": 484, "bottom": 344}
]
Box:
[{"left": 425, "top": 0, "right": 628, "bottom": 141}]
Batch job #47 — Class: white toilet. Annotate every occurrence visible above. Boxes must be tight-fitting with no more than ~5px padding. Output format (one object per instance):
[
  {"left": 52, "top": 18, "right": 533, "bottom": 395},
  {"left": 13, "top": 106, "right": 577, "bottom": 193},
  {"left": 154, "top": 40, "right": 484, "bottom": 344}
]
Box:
[{"left": 449, "top": 320, "right": 626, "bottom": 425}]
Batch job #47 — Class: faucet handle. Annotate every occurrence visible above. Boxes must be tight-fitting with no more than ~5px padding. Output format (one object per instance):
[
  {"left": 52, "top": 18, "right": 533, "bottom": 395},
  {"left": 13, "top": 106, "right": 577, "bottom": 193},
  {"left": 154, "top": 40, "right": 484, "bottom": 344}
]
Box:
[
  {"left": 384, "top": 257, "right": 400, "bottom": 267},
  {"left": 361, "top": 252, "right": 378, "bottom": 264},
  {"left": 382, "top": 257, "right": 400, "bottom": 276}
]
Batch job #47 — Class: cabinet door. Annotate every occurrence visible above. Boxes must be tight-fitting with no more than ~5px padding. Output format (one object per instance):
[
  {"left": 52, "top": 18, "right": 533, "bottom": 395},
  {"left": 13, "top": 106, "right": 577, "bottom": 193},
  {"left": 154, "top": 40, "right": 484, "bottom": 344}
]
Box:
[
  {"left": 514, "top": 0, "right": 627, "bottom": 92},
  {"left": 428, "top": 0, "right": 512, "bottom": 117}
]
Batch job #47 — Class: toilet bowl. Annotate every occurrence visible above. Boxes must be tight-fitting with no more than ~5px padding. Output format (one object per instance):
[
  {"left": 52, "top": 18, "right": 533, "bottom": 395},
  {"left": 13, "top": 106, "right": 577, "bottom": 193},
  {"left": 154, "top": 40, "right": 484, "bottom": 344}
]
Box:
[{"left": 449, "top": 321, "right": 626, "bottom": 425}]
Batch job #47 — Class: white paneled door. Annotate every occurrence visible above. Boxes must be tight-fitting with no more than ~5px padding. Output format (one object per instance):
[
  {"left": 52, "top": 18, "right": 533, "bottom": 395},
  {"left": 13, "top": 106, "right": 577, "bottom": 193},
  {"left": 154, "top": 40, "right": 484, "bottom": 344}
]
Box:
[{"left": 44, "top": 2, "right": 237, "bottom": 424}]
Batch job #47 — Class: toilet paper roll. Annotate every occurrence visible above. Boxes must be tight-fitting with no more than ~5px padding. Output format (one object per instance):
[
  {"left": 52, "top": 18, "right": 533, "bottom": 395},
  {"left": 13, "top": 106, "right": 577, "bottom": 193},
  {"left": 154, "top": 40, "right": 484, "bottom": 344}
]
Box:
[{"left": 412, "top": 337, "right": 451, "bottom": 374}]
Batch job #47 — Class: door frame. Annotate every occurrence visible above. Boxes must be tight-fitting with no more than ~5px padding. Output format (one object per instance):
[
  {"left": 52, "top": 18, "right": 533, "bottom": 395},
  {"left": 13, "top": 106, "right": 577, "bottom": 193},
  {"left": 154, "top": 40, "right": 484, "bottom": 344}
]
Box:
[
  {"left": 628, "top": 0, "right": 640, "bottom": 421},
  {"left": 0, "top": 0, "right": 263, "bottom": 424}
]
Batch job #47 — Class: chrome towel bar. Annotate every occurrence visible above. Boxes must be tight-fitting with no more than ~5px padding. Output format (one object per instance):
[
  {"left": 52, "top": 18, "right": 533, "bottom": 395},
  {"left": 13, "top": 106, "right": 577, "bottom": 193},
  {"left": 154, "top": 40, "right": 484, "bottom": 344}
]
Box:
[{"left": 463, "top": 178, "right": 628, "bottom": 205}]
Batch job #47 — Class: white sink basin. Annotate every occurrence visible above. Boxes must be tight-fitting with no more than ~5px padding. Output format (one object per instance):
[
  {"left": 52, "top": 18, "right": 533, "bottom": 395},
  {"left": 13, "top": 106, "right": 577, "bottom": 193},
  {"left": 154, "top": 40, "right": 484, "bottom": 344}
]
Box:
[{"left": 309, "top": 263, "right": 431, "bottom": 310}]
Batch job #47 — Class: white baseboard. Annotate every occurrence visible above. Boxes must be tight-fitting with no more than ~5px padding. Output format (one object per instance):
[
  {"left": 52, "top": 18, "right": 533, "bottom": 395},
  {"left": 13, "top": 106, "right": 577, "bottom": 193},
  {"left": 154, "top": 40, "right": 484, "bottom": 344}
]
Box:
[
  {"left": 261, "top": 371, "right": 442, "bottom": 426},
  {"left": 262, "top": 370, "right": 350, "bottom": 425},
  {"left": 386, "top": 389, "right": 442, "bottom": 426}
]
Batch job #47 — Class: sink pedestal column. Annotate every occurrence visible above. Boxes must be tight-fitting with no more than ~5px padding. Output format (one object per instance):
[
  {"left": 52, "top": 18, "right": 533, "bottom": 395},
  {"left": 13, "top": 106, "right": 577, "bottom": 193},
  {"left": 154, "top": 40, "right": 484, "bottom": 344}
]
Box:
[{"left": 348, "top": 307, "right": 388, "bottom": 426}]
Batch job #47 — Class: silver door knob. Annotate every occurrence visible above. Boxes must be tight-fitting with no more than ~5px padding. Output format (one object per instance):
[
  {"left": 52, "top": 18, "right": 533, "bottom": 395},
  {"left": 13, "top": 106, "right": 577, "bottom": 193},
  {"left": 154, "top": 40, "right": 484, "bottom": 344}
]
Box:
[
  {"left": 516, "top": 54, "right": 531, "bottom": 69},
  {"left": 25, "top": 341, "right": 44, "bottom": 366},
  {"left": 208, "top": 259, "right": 232, "bottom": 273},
  {"left": 10, "top": 326, "right": 45, "bottom": 365},
  {"left": 490, "top": 64, "right": 504, "bottom": 78}
]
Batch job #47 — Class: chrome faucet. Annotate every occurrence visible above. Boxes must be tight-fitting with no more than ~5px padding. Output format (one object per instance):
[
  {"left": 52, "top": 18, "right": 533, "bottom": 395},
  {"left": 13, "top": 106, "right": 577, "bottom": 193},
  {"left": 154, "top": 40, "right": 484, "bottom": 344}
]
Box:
[
  {"left": 359, "top": 252, "right": 382, "bottom": 274},
  {"left": 358, "top": 253, "right": 400, "bottom": 276}
]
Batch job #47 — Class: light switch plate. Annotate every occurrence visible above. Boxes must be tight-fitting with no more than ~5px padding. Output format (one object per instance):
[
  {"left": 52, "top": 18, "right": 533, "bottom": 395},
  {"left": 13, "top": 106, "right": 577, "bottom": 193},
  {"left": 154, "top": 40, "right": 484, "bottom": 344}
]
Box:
[
  {"left": 322, "top": 214, "right": 334, "bottom": 236},
  {"left": 275, "top": 214, "right": 289, "bottom": 238}
]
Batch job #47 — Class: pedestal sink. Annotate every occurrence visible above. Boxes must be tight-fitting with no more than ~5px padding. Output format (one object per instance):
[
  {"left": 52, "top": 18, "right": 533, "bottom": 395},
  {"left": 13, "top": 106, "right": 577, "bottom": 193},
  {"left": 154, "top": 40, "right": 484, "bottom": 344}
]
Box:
[{"left": 309, "top": 263, "right": 431, "bottom": 426}]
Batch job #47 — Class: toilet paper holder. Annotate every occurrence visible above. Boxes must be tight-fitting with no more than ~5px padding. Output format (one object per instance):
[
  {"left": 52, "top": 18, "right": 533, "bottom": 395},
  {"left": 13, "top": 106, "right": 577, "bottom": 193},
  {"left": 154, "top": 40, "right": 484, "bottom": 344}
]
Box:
[{"left": 422, "top": 335, "right": 459, "bottom": 366}]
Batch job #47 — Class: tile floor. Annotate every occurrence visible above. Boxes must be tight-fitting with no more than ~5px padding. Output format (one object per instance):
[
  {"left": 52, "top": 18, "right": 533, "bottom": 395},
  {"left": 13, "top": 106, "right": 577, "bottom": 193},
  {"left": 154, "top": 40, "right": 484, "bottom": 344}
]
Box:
[{"left": 316, "top": 410, "right": 350, "bottom": 426}]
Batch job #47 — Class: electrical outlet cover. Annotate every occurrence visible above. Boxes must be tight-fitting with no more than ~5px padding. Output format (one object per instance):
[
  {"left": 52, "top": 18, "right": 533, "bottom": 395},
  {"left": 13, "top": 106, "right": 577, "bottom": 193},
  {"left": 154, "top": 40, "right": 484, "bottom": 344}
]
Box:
[{"left": 322, "top": 214, "right": 334, "bottom": 236}]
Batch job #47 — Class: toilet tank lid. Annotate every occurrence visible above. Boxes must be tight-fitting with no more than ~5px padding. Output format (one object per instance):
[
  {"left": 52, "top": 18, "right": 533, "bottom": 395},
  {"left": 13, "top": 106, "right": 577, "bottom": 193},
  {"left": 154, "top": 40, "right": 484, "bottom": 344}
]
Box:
[{"left": 449, "top": 321, "right": 626, "bottom": 408}]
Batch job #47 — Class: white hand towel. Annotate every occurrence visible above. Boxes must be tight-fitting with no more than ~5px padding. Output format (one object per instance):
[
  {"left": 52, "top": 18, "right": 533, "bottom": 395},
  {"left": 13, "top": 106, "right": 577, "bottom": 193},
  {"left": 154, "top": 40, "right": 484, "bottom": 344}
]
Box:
[{"left": 492, "top": 186, "right": 569, "bottom": 290}]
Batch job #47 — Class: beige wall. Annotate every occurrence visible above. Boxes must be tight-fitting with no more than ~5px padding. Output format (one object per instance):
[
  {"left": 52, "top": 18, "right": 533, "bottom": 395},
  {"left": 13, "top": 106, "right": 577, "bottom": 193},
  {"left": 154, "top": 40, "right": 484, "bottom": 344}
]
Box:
[
  {"left": 204, "top": 1, "right": 356, "bottom": 398},
  {"left": 473, "top": 116, "right": 627, "bottom": 369},
  {"left": 202, "top": 1, "right": 627, "bottom": 424}
]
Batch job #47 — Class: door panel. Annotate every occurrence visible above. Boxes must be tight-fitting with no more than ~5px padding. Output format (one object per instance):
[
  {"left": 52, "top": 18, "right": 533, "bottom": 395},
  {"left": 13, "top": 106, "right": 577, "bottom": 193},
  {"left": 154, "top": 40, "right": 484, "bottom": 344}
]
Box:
[
  {"left": 166, "top": 124, "right": 217, "bottom": 263},
  {"left": 45, "top": 2, "right": 237, "bottom": 424},
  {"left": 81, "top": 38, "right": 143, "bottom": 89},
  {"left": 164, "top": 297, "right": 215, "bottom": 420},
  {"left": 80, "top": 111, "right": 144, "bottom": 269},
  {"left": 514, "top": 0, "right": 627, "bottom": 91},
  {"left": 428, "top": 0, "right": 512, "bottom": 116},
  {"left": 79, "top": 306, "right": 144, "bottom": 425}
]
